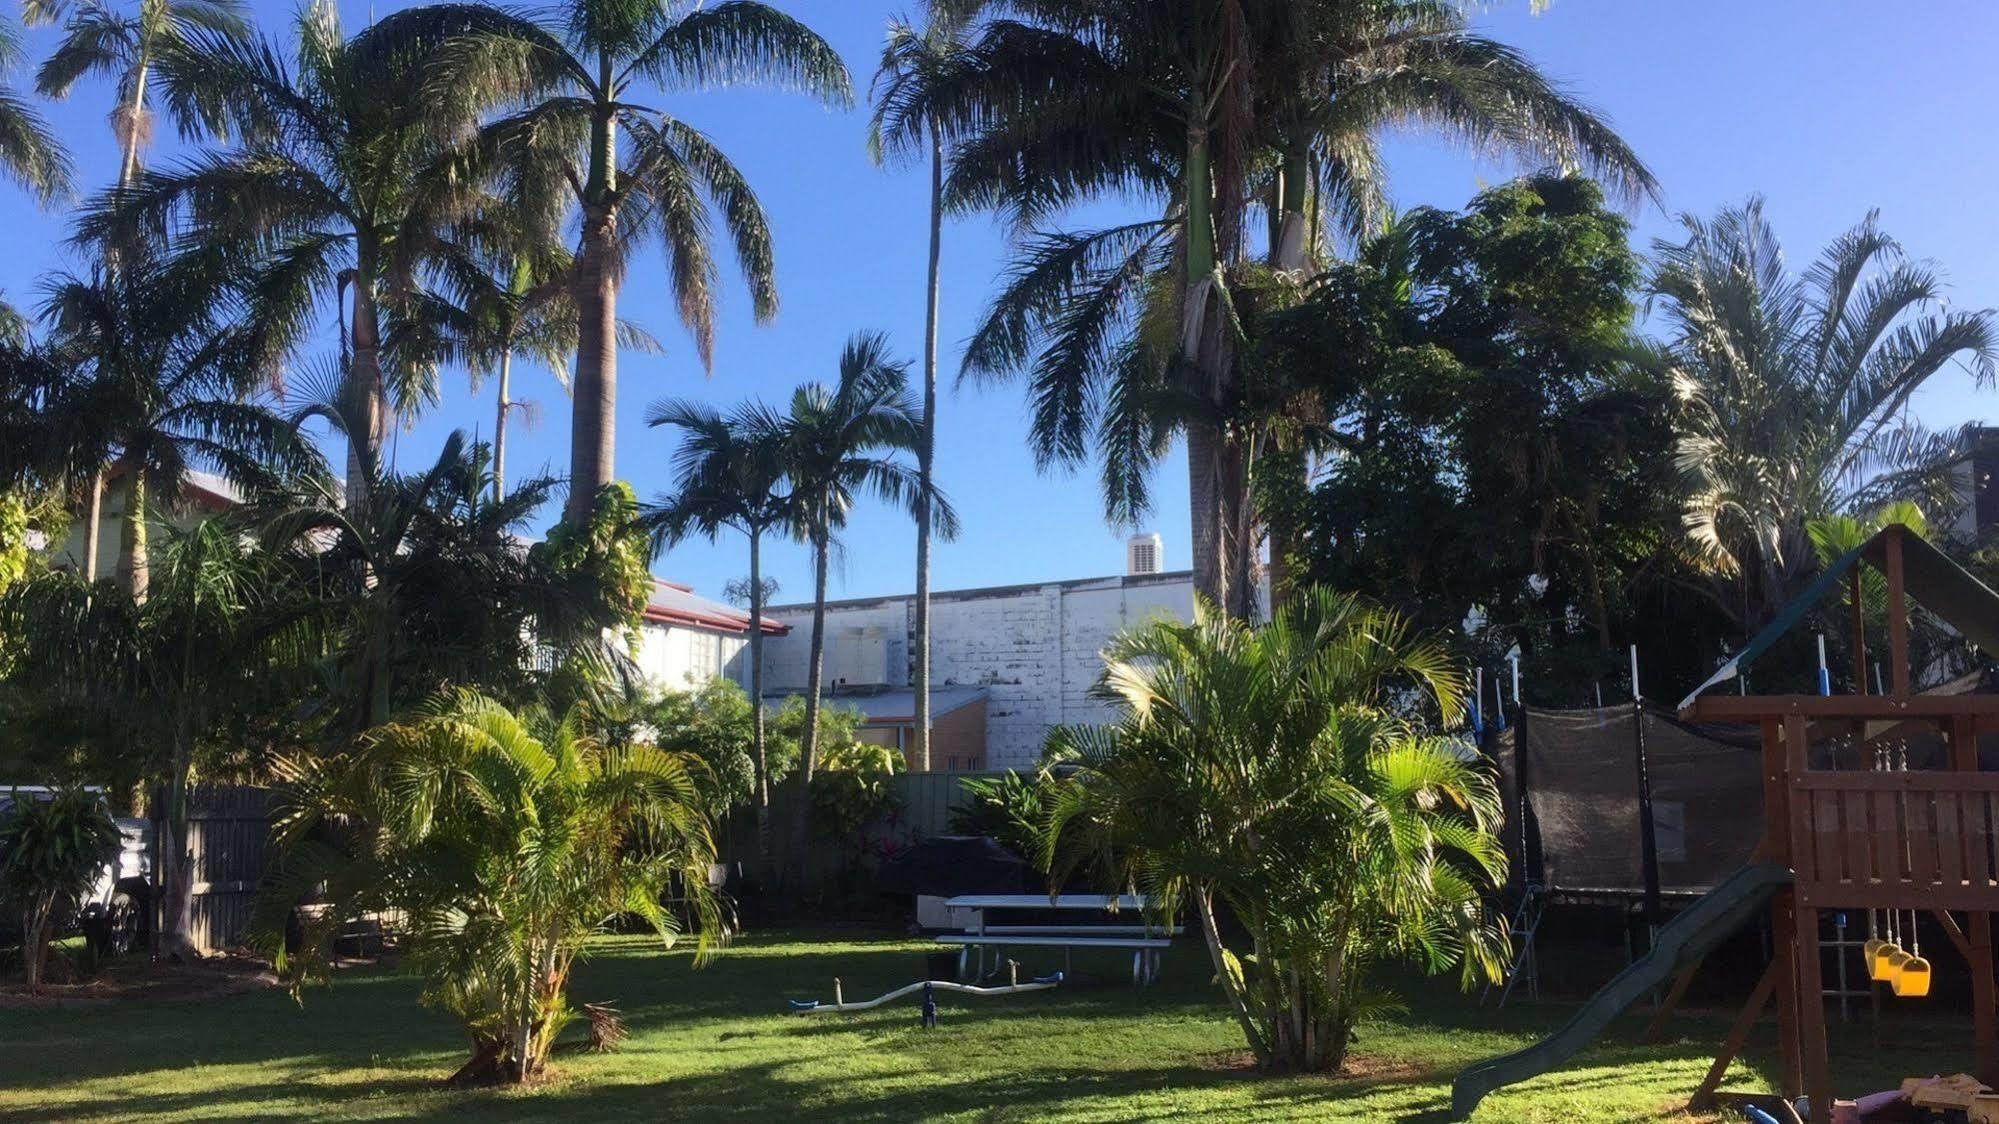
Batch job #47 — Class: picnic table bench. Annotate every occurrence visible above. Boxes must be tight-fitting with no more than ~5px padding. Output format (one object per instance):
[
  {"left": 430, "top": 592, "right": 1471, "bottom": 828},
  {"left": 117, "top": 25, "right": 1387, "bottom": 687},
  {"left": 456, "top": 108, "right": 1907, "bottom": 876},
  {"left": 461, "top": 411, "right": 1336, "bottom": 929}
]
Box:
[{"left": 939, "top": 894, "right": 1175, "bottom": 986}]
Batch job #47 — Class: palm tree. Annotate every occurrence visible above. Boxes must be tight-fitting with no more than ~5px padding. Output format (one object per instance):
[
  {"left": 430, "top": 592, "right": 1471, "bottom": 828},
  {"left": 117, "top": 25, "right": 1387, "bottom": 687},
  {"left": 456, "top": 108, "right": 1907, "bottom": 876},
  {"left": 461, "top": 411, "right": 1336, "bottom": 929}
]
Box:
[
  {"left": 255, "top": 378, "right": 582, "bottom": 732},
  {"left": 781, "top": 332, "right": 956, "bottom": 870},
  {"left": 0, "top": 15, "right": 71, "bottom": 202},
  {"left": 35, "top": 251, "right": 320, "bottom": 599},
  {"left": 395, "top": 0, "right": 852, "bottom": 525},
  {"left": 80, "top": 1, "right": 487, "bottom": 514},
  {"left": 28, "top": 0, "right": 247, "bottom": 187},
  {"left": 640, "top": 396, "right": 791, "bottom": 866},
  {"left": 1041, "top": 587, "right": 1502, "bottom": 1072},
  {"left": 913, "top": 0, "right": 1652, "bottom": 617},
  {"left": 257, "top": 689, "right": 725, "bottom": 1084},
  {"left": 395, "top": 231, "right": 578, "bottom": 503},
  {"left": 870, "top": 10, "right": 971, "bottom": 773},
  {"left": 1651, "top": 199, "right": 1998, "bottom": 633}
]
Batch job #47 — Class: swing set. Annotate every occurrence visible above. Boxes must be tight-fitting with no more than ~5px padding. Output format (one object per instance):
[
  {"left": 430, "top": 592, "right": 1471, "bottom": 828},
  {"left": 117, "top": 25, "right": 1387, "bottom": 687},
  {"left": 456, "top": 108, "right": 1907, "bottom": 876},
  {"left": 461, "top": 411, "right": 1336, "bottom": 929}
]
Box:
[
  {"left": 1673, "top": 524, "right": 1999, "bottom": 1122},
  {"left": 1452, "top": 524, "right": 1999, "bottom": 1122}
]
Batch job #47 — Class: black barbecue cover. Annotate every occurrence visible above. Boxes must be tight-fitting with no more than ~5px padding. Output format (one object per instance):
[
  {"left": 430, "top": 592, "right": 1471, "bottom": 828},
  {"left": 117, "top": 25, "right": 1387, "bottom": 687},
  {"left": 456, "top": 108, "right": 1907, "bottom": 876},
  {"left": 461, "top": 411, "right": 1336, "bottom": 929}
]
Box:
[{"left": 876, "top": 835, "right": 1032, "bottom": 897}]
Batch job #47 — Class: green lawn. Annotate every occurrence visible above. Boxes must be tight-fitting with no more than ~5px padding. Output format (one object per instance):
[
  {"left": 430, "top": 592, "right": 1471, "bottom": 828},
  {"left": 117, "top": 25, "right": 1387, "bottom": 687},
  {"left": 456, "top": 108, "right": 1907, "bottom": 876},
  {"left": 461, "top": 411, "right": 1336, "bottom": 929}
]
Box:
[{"left": 0, "top": 931, "right": 1968, "bottom": 1122}]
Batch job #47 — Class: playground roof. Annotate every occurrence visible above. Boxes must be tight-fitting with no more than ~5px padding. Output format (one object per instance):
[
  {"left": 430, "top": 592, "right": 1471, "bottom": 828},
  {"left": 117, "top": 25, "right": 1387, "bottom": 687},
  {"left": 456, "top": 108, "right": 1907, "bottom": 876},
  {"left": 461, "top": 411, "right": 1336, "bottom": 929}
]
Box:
[{"left": 1676, "top": 524, "right": 1999, "bottom": 709}]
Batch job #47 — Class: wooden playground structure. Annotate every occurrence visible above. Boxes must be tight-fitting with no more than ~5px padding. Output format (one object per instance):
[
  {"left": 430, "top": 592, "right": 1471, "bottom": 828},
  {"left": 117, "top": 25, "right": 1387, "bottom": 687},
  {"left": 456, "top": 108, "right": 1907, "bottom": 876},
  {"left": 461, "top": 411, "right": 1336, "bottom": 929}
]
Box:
[{"left": 1677, "top": 525, "right": 1999, "bottom": 1122}]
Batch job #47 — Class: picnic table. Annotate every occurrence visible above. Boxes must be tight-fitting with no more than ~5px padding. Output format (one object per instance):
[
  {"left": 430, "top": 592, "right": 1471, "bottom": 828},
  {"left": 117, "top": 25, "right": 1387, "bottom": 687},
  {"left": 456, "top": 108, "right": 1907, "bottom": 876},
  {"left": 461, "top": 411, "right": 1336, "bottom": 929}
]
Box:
[{"left": 937, "top": 894, "right": 1179, "bottom": 986}]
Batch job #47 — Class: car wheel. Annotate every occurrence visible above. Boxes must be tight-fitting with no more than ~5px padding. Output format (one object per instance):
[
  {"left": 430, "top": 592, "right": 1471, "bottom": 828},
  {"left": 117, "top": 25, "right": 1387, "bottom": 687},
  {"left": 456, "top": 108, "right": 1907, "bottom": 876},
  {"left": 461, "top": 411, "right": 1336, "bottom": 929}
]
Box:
[{"left": 94, "top": 887, "right": 146, "bottom": 958}]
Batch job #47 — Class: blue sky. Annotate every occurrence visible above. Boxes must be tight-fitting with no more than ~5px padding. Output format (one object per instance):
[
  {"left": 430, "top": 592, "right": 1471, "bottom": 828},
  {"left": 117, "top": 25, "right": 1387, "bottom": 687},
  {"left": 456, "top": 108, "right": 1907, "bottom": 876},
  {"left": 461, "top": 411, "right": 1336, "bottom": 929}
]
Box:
[{"left": 5, "top": 1, "right": 1995, "bottom": 607}]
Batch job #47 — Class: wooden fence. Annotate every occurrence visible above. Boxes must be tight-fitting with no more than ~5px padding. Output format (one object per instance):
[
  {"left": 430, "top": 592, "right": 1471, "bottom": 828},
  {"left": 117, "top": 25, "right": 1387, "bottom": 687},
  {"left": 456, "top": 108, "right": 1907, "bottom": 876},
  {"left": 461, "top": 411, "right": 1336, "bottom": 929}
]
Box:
[
  {"left": 182, "top": 785, "right": 281, "bottom": 952},
  {"left": 172, "top": 771, "right": 1013, "bottom": 946},
  {"left": 716, "top": 770, "right": 1007, "bottom": 890}
]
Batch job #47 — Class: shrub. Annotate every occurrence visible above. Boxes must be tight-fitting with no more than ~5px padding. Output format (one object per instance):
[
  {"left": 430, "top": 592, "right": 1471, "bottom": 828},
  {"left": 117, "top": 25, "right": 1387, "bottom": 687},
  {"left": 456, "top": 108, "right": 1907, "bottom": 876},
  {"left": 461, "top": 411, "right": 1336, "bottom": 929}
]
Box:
[
  {"left": 1043, "top": 589, "right": 1507, "bottom": 1073},
  {"left": 0, "top": 787, "right": 118, "bottom": 990},
  {"left": 260, "top": 691, "right": 726, "bottom": 1084}
]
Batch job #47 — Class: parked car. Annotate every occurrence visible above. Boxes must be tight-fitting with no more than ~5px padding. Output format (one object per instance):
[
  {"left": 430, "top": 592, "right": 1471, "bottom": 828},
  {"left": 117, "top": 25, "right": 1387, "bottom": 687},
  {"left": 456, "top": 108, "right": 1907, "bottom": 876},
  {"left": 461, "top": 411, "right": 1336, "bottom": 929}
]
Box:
[{"left": 0, "top": 787, "right": 153, "bottom": 958}]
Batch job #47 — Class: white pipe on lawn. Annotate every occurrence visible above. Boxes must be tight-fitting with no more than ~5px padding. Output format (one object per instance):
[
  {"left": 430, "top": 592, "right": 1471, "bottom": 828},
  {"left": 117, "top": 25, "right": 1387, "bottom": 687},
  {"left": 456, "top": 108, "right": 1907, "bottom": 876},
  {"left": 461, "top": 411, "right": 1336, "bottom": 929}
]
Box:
[{"left": 791, "top": 976, "right": 1061, "bottom": 1015}]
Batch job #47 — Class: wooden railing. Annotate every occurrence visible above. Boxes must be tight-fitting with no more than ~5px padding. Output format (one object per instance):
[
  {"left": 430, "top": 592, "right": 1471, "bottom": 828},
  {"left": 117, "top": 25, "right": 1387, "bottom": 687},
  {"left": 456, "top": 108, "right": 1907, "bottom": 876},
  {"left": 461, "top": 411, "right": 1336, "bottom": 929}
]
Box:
[{"left": 1791, "top": 769, "right": 1999, "bottom": 910}]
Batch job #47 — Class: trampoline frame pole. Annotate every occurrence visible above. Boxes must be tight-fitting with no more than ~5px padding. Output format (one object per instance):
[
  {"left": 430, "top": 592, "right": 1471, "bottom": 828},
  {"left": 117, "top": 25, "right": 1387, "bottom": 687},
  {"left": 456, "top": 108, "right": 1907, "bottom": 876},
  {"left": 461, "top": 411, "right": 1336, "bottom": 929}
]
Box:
[{"left": 1632, "top": 696, "right": 1663, "bottom": 929}]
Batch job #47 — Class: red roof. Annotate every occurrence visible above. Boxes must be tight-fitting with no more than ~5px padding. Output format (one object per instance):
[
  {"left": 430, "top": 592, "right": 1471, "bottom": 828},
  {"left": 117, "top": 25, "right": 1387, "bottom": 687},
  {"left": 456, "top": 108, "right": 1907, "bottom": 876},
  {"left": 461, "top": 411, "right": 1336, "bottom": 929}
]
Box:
[{"left": 643, "top": 580, "right": 789, "bottom": 636}]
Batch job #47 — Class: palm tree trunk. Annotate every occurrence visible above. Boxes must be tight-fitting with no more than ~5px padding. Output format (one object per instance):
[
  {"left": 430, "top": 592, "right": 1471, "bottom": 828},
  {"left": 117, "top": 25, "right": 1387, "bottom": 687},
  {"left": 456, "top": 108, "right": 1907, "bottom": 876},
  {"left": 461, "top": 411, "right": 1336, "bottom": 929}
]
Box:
[
  {"left": 566, "top": 204, "right": 619, "bottom": 525},
  {"left": 1264, "top": 146, "right": 1314, "bottom": 613},
  {"left": 1181, "top": 126, "right": 1250, "bottom": 618},
  {"left": 115, "top": 61, "right": 148, "bottom": 189},
  {"left": 154, "top": 738, "right": 200, "bottom": 961},
  {"left": 1195, "top": 885, "right": 1271, "bottom": 1066},
  {"left": 792, "top": 531, "right": 830, "bottom": 884},
  {"left": 493, "top": 350, "right": 512, "bottom": 501},
  {"left": 567, "top": 69, "right": 621, "bottom": 527},
  {"left": 82, "top": 60, "right": 147, "bottom": 587},
  {"left": 913, "top": 131, "right": 943, "bottom": 773},
  {"left": 80, "top": 471, "right": 104, "bottom": 582},
  {"left": 117, "top": 470, "right": 148, "bottom": 602},
  {"left": 347, "top": 272, "right": 386, "bottom": 514},
  {"left": 748, "top": 527, "right": 771, "bottom": 868}
]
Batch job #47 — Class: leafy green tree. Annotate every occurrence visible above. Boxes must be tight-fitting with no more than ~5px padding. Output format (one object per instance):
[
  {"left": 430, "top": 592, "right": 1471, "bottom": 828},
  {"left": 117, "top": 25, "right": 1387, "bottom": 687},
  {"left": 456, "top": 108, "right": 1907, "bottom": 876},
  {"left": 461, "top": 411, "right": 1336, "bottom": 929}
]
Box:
[
  {"left": 1263, "top": 174, "right": 1722, "bottom": 700},
  {"left": 0, "top": 15, "right": 71, "bottom": 202},
  {"left": 870, "top": 8, "right": 973, "bottom": 772},
  {"left": 0, "top": 786, "right": 118, "bottom": 988},
  {"left": 917, "top": 0, "right": 1651, "bottom": 617},
  {"left": 1041, "top": 588, "right": 1502, "bottom": 1072},
  {"left": 258, "top": 689, "right": 725, "bottom": 1085},
  {"left": 1652, "top": 199, "right": 1998, "bottom": 636},
  {"left": 398, "top": 0, "right": 851, "bottom": 523},
  {"left": 641, "top": 395, "right": 791, "bottom": 862},
  {"left": 779, "top": 332, "right": 955, "bottom": 873}
]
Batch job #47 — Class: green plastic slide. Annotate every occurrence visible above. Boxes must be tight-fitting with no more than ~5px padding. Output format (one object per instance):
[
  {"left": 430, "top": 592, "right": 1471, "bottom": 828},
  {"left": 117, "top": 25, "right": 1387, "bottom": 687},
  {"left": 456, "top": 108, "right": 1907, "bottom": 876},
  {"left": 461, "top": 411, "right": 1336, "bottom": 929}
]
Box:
[{"left": 1451, "top": 862, "right": 1795, "bottom": 1120}]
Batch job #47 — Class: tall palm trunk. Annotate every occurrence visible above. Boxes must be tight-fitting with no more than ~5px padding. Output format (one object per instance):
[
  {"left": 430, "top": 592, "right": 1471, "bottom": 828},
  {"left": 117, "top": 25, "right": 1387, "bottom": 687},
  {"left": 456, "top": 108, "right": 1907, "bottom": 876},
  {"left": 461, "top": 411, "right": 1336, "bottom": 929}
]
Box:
[
  {"left": 115, "top": 60, "right": 149, "bottom": 188},
  {"left": 347, "top": 271, "right": 386, "bottom": 513},
  {"left": 1180, "top": 126, "right": 1252, "bottom": 618},
  {"left": 83, "top": 60, "right": 153, "bottom": 584},
  {"left": 153, "top": 738, "right": 200, "bottom": 961},
  {"left": 567, "top": 204, "right": 618, "bottom": 524},
  {"left": 912, "top": 130, "right": 943, "bottom": 772},
  {"left": 1264, "top": 147, "right": 1314, "bottom": 612},
  {"left": 566, "top": 68, "right": 621, "bottom": 526},
  {"left": 492, "top": 349, "right": 512, "bottom": 501},
  {"left": 81, "top": 474, "right": 105, "bottom": 582},
  {"left": 747, "top": 527, "right": 772, "bottom": 867},
  {"left": 117, "top": 470, "right": 148, "bottom": 601},
  {"left": 791, "top": 530, "right": 830, "bottom": 884}
]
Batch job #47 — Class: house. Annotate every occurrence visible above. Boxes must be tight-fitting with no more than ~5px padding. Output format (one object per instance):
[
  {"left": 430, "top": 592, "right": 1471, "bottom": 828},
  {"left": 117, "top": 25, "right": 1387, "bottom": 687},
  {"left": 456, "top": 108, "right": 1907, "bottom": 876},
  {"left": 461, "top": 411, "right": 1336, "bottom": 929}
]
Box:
[
  {"left": 51, "top": 466, "right": 240, "bottom": 580},
  {"left": 757, "top": 534, "right": 1193, "bottom": 772},
  {"left": 636, "top": 580, "right": 788, "bottom": 689}
]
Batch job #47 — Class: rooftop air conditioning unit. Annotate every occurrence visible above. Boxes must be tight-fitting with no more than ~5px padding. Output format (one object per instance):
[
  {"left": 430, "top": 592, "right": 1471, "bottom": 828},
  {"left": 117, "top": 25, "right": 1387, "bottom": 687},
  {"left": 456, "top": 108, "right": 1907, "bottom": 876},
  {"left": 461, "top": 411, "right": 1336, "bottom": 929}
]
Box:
[
  {"left": 830, "top": 626, "right": 891, "bottom": 688},
  {"left": 1126, "top": 532, "right": 1164, "bottom": 575}
]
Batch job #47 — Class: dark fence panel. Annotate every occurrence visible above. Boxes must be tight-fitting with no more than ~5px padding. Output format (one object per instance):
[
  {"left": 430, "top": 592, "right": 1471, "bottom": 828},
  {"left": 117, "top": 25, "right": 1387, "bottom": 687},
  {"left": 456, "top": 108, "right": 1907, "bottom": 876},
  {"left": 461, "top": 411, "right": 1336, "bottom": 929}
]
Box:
[
  {"left": 183, "top": 785, "right": 280, "bottom": 952},
  {"left": 716, "top": 771, "right": 1006, "bottom": 891}
]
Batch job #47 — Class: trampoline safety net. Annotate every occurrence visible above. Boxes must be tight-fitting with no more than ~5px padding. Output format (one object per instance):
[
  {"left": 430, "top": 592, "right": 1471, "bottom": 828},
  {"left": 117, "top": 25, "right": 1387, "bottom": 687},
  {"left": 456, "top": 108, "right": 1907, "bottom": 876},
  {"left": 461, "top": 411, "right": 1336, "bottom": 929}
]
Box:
[{"left": 1491, "top": 705, "right": 1764, "bottom": 898}]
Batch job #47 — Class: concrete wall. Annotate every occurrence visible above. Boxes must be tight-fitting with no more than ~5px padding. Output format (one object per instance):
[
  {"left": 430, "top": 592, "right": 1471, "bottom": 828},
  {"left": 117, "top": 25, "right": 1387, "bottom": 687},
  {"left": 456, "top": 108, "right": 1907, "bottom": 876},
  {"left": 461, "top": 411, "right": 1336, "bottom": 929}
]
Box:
[
  {"left": 633, "top": 622, "right": 749, "bottom": 691},
  {"left": 760, "top": 572, "right": 1193, "bottom": 770}
]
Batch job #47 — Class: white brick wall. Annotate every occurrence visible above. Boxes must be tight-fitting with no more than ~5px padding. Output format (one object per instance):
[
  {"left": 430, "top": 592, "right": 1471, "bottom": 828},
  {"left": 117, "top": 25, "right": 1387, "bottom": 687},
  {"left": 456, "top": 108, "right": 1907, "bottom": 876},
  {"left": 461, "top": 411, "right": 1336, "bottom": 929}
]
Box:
[{"left": 760, "top": 573, "right": 1193, "bottom": 770}]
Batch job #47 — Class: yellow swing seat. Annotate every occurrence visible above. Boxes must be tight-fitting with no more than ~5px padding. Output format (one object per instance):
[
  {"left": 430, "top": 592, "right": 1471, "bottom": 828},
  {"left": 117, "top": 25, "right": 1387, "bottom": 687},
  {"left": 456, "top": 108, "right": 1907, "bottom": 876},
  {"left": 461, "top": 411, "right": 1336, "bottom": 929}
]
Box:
[{"left": 1894, "top": 955, "right": 1933, "bottom": 998}]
